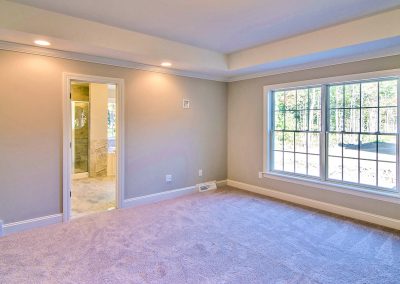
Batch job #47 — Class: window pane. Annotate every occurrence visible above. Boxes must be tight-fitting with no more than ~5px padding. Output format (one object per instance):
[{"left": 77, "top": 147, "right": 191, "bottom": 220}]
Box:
[
  {"left": 274, "top": 91, "right": 285, "bottom": 111},
  {"left": 344, "top": 84, "right": 360, "bottom": 108},
  {"left": 285, "top": 90, "right": 296, "bottom": 110},
  {"left": 285, "top": 111, "right": 296, "bottom": 130},
  {"left": 274, "top": 111, "right": 284, "bottom": 130},
  {"left": 344, "top": 109, "right": 360, "bottom": 132},
  {"left": 378, "top": 162, "right": 396, "bottom": 189},
  {"left": 360, "top": 134, "right": 376, "bottom": 160},
  {"left": 284, "top": 152, "right": 295, "bottom": 172},
  {"left": 308, "top": 154, "right": 320, "bottom": 177},
  {"left": 295, "top": 132, "right": 306, "bottom": 153},
  {"left": 361, "top": 108, "right": 378, "bottom": 133},
  {"left": 361, "top": 82, "right": 378, "bottom": 107},
  {"left": 309, "top": 110, "right": 321, "bottom": 131},
  {"left": 284, "top": 132, "right": 294, "bottom": 152},
  {"left": 360, "top": 160, "right": 376, "bottom": 186},
  {"left": 273, "top": 131, "right": 283, "bottom": 151},
  {"left": 343, "top": 134, "right": 359, "bottom": 158},
  {"left": 308, "top": 133, "right": 320, "bottom": 154},
  {"left": 296, "top": 110, "right": 307, "bottom": 131},
  {"left": 379, "top": 80, "right": 397, "bottom": 107},
  {"left": 273, "top": 151, "right": 283, "bottom": 171},
  {"left": 378, "top": 135, "right": 396, "bottom": 162},
  {"left": 330, "top": 85, "right": 344, "bottom": 108},
  {"left": 296, "top": 89, "right": 308, "bottom": 110},
  {"left": 328, "top": 156, "right": 342, "bottom": 180},
  {"left": 379, "top": 107, "right": 397, "bottom": 133},
  {"left": 309, "top": 87, "right": 321, "bottom": 109},
  {"left": 343, "top": 158, "right": 358, "bottom": 183},
  {"left": 295, "top": 153, "right": 307, "bottom": 175},
  {"left": 271, "top": 86, "right": 322, "bottom": 178},
  {"left": 328, "top": 133, "right": 342, "bottom": 156},
  {"left": 329, "top": 109, "right": 344, "bottom": 131}
]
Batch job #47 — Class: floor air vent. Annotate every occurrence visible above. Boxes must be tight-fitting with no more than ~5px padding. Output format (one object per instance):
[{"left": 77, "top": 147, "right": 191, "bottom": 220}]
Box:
[{"left": 197, "top": 181, "right": 217, "bottom": 192}]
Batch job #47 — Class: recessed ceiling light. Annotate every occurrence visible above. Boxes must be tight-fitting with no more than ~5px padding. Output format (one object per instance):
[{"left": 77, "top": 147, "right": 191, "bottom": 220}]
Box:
[
  {"left": 161, "top": 62, "right": 172, "bottom": 67},
  {"left": 34, "top": 40, "right": 51, "bottom": 46}
]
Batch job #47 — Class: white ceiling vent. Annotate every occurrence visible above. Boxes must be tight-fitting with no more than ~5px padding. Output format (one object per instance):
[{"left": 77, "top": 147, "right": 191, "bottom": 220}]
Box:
[{"left": 197, "top": 181, "right": 217, "bottom": 192}]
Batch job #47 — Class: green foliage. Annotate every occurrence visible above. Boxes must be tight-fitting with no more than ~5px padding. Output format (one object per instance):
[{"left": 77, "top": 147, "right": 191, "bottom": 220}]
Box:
[{"left": 379, "top": 80, "right": 397, "bottom": 107}]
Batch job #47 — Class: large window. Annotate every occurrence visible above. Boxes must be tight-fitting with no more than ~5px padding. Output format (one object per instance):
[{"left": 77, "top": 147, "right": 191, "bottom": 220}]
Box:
[{"left": 268, "top": 76, "right": 399, "bottom": 195}]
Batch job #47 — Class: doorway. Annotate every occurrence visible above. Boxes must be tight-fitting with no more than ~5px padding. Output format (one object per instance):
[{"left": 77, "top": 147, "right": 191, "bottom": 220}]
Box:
[{"left": 63, "top": 74, "right": 124, "bottom": 221}]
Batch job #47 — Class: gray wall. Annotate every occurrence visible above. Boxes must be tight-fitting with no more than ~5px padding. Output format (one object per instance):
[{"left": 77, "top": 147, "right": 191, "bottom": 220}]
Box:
[
  {"left": 228, "top": 55, "right": 400, "bottom": 220},
  {"left": 0, "top": 50, "right": 227, "bottom": 223}
]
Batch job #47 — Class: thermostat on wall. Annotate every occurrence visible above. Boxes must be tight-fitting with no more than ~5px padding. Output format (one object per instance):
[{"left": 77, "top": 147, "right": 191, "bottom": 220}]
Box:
[{"left": 183, "top": 99, "right": 190, "bottom": 109}]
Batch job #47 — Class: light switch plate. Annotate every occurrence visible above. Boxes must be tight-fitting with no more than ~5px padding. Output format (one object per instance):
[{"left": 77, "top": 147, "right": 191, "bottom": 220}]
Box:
[
  {"left": 165, "top": 174, "right": 172, "bottom": 183},
  {"left": 183, "top": 99, "right": 190, "bottom": 109}
]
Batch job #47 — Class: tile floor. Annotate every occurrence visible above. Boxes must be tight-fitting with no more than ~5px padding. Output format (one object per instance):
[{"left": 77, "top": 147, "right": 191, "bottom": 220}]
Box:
[{"left": 71, "top": 176, "right": 116, "bottom": 218}]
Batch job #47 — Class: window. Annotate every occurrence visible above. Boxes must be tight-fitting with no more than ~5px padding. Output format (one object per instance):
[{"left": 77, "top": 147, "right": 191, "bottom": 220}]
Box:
[
  {"left": 267, "top": 75, "right": 399, "bottom": 195},
  {"left": 107, "top": 99, "right": 116, "bottom": 153},
  {"left": 272, "top": 87, "right": 321, "bottom": 177}
]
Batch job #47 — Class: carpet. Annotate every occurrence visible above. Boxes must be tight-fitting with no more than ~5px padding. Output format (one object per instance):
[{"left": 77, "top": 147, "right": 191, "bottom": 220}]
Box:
[{"left": 0, "top": 186, "right": 399, "bottom": 283}]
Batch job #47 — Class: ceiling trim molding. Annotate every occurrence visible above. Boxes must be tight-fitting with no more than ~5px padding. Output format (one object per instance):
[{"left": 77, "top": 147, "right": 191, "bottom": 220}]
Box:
[
  {"left": 226, "top": 50, "right": 400, "bottom": 82},
  {"left": 0, "top": 41, "right": 228, "bottom": 82},
  {"left": 1, "top": 40, "right": 399, "bottom": 83}
]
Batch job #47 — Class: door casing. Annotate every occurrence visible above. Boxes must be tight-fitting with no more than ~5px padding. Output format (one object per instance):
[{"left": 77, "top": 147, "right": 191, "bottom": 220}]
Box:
[{"left": 62, "top": 73, "right": 125, "bottom": 221}]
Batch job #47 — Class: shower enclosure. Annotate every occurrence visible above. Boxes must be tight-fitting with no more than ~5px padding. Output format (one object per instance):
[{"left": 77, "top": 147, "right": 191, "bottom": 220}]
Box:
[{"left": 72, "top": 101, "right": 90, "bottom": 175}]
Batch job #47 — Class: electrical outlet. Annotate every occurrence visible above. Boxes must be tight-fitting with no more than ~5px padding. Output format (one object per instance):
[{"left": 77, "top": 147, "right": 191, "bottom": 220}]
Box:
[
  {"left": 198, "top": 169, "right": 203, "bottom": 177},
  {"left": 165, "top": 174, "right": 172, "bottom": 183},
  {"left": 258, "top": 172, "right": 263, "bottom": 179}
]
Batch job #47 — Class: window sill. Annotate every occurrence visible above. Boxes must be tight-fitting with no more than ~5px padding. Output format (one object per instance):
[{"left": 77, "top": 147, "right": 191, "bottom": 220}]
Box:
[{"left": 261, "top": 171, "right": 400, "bottom": 204}]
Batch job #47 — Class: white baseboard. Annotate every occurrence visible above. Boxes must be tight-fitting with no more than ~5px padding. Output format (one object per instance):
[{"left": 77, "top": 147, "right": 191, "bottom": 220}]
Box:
[
  {"left": 122, "top": 179, "right": 227, "bottom": 209},
  {"left": 122, "top": 185, "right": 198, "bottom": 208},
  {"left": 72, "top": 172, "right": 89, "bottom": 179},
  {"left": 3, "top": 214, "right": 63, "bottom": 236},
  {"left": 227, "top": 179, "right": 400, "bottom": 230},
  {"left": 216, "top": 179, "right": 227, "bottom": 187}
]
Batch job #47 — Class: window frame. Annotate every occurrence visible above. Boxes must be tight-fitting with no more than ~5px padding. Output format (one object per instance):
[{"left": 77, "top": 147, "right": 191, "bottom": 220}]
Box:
[
  {"left": 263, "top": 69, "right": 400, "bottom": 201},
  {"left": 270, "top": 86, "right": 323, "bottom": 178}
]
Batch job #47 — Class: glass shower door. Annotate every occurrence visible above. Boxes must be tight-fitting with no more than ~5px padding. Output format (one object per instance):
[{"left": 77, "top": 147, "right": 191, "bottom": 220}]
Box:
[{"left": 72, "top": 101, "right": 89, "bottom": 174}]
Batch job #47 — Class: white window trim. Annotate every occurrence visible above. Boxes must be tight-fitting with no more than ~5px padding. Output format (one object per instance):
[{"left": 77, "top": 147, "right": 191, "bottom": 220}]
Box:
[{"left": 262, "top": 69, "right": 400, "bottom": 203}]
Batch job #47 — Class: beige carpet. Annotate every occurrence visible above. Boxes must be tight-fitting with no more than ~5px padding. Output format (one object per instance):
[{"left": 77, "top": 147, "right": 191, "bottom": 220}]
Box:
[
  {"left": 0, "top": 187, "right": 399, "bottom": 283},
  {"left": 71, "top": 176, "right": 116, "bottom": 218}
]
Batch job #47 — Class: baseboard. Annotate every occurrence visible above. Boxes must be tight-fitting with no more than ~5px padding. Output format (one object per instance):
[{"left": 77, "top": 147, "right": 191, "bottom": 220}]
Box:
[
  {"left": 72, "top": 172, "right": 89, "bottom": 179},
  {"left": 3, "top": 214, "right": 63, "bottom": 236},
  {"left": 216, "top": 179, "right": 227, "bottom": 187},
  {"left": 122, "top": 185, "right": 198, "bottom": 208},
  {"left": 227, "top": 179, "right": 400, "bottom": 230},
  {"left": 122, "top": 179, "right": 227, "bottom": 209}
]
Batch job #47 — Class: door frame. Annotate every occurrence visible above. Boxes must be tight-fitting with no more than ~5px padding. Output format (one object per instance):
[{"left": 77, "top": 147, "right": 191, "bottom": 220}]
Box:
[{"left": 62, "top": 73, "right": 125, "bottom": 222}]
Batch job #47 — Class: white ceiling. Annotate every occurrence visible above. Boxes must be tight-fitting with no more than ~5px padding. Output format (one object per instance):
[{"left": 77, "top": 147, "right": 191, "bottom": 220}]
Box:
[
  {"left": 11, "top": 0, "right": 400, "bottom": 53},
  {"left": 1, "top": 1, "right": 400, "bottom": 81}
]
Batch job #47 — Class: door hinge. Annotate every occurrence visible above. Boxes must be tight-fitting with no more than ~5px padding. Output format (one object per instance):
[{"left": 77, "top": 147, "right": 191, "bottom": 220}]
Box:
[
  {"left": 70, "top": 191, "right": 72, "bottom": 198},
  {"left": 70, "top": 92, "right": 72, "bottom": 99},
  {"left": 70, "top": 142, "right": 72, "bottom": 148}
]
